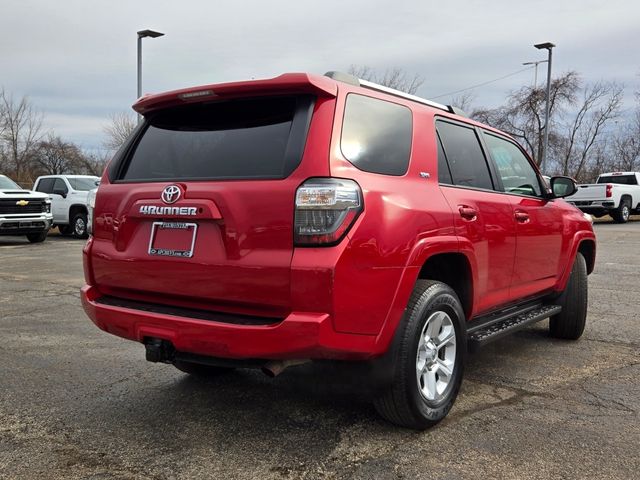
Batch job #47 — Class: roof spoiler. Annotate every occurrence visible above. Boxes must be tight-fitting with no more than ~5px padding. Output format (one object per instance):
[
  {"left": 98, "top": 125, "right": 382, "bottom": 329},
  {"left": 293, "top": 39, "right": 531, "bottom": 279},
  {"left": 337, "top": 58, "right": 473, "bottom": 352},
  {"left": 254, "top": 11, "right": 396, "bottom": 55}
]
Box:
[{"left": 133, "top": 73, "right": 338, "bottom": 115}]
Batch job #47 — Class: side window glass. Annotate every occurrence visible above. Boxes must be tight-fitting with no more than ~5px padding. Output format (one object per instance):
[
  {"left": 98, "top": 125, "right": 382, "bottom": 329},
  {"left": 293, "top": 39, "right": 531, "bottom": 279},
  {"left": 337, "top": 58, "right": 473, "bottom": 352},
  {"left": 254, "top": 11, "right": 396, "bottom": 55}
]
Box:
[
  {"left": 436, "top": 121, "right": 493, "bottom": 190},
  {"left": 53, "top": 178, "right": 68, "bottom": 194},
  {"left": 436, "top": 133, "right": 452, "bottom": 184},
  {"left": 36, "top": 178, "right": 54, "bottom": 194},
  {"left": 341, "top": 94, "right": 412, "bottom": 176},
  {"left": 483, "top": 133, "right": 542, "bottom": 197}
]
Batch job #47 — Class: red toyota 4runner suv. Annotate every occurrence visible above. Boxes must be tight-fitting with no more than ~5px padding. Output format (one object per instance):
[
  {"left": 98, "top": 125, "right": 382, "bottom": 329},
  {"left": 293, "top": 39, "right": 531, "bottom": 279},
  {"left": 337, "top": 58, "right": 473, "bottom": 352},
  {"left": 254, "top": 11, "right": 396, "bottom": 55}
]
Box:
[{"left": 82, "top": 72, "right": 596, "bottom": 429}]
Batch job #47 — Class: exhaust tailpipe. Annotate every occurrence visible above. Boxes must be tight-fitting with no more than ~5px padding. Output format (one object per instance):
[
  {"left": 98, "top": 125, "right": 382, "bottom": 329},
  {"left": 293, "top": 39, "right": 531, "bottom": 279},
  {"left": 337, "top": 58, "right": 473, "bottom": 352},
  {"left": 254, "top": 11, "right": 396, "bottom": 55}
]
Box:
[
  {"left": 144, "top": 338, "right": 175, "bottom": 363},
  {"left": 261, "top": 359, "right": 309, "bottom": 377}
]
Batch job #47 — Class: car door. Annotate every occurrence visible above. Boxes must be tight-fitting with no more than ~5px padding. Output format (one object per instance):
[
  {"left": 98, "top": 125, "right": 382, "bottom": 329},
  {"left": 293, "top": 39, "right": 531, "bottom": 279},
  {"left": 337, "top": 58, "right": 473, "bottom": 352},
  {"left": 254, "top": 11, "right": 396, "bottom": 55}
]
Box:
[
  {"left": 481, "top": 131, "right": 564, "bottom": 298},
  {"left": 51, "top": 177, "right": 70, "bottom": 223},
  {"left": 436, "top": 120, "right": 516, "bottom": 315}
]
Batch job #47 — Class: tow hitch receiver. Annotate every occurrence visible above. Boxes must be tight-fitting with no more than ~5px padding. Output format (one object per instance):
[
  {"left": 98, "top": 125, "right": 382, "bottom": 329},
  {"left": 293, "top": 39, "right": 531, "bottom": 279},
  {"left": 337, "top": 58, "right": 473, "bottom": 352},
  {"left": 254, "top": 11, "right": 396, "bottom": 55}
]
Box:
[{"left": 144, "top": 338, "right": 175, "bottom": 363}]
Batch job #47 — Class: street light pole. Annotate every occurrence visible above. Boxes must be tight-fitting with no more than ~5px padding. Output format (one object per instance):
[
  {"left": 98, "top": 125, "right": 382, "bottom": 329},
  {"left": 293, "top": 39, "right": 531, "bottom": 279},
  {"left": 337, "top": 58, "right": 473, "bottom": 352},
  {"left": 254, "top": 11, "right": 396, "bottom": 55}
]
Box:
[
  {"left": 136, "top": 29, "right": 165, "bottom": 119},
  {"left": 534, "top": 42, "right": 555, "bottom": 174}
]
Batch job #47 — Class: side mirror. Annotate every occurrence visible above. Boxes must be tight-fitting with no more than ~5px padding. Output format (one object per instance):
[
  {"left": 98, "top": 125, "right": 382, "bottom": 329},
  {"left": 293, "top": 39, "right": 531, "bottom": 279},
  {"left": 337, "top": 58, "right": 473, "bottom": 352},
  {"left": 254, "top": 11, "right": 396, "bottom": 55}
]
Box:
[
  {"left": 53, "top": 188, "right": 67, "bottom": 198},
  {"left": 550, "top": 176, "right": 577, "bottom": 198}
]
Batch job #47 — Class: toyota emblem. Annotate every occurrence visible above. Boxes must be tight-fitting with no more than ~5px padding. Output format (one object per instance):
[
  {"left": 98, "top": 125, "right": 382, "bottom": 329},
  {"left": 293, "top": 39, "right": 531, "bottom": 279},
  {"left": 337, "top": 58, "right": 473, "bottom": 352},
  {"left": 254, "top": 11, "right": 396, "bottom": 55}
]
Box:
[{"left": 161, "top": 185, "right": 182, "bottom": 204}]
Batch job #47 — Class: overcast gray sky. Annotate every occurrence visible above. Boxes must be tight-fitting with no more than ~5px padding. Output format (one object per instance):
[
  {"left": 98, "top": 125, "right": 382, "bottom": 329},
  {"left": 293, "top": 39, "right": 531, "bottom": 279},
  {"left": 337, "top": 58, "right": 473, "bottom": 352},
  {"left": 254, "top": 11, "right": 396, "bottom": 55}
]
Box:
[{"left": 1, "top": 0, "right": 638, "bottom": 153}]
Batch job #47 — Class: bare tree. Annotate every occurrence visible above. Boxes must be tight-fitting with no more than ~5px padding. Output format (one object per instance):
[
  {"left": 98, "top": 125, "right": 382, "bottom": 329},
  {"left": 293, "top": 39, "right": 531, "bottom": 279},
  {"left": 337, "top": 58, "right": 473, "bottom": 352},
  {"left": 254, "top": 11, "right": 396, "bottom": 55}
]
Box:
[
  {"left": 31, "top": 134, "right": 85, "bottom": 175},
  {"left": 611, "top": 109, "right": 640, "bottom": 172},
  {"left": 348, "top": 65, "right": 424, "bottom": 94},
  {"left": 0, "top": 88, "right": 44, "bottom": 182},
  {"left": 556, "top": 82, "right": 623, "bottom": 180},
  {"left": 473, "top": 72, "right": 580, "bottom": 166},
  {"left": 79, "top": 151, "right": 110, "bottom": 176},
  {"left": 103, "top": 112, "right": 137, "bottom": 151},
  {"left": 449, "top": 92, "right": 476, "bottom": 115}
]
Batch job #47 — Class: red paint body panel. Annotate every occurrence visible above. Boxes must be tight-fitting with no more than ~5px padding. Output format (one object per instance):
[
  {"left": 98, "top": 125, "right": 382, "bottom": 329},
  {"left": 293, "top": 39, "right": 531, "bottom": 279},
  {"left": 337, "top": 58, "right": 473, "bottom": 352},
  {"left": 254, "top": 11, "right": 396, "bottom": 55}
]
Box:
[
  {"left": 440, "top": 186, "right": 516, "bottom": 316},
  {"left": 82, "top": 72, "right": 596, "bottom": 362}
]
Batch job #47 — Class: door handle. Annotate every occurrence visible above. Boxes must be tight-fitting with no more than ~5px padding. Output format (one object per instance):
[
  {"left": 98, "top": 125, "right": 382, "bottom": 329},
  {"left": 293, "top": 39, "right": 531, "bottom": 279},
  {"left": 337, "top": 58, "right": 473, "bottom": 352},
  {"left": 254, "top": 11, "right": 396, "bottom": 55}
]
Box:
[
  {"left": 458, "top": 205, "right": 477, "bottom": 221},
  {"left": 514, "top": 211, "right": 530, "bottom": 223}
]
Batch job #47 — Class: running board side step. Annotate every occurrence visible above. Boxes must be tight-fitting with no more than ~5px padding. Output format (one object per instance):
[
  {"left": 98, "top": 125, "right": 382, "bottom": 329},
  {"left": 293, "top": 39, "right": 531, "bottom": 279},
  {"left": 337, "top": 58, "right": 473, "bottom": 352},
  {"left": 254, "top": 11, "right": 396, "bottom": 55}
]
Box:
[{"left": 467, "top": 304, "right": 562, "bottom": 352}]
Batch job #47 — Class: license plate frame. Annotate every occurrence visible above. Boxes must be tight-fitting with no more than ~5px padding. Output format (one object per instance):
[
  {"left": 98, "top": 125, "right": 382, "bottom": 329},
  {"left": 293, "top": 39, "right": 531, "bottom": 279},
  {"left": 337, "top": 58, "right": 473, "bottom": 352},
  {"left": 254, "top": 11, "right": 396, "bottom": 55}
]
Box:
[{"left": 148, "top": 221, "right": 198, "bottom": 258}]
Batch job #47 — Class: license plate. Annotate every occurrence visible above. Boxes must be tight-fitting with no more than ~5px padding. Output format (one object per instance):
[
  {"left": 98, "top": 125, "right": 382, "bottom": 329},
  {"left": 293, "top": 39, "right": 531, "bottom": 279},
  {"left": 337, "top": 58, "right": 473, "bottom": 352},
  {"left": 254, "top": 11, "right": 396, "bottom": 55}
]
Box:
[{"left": 148, "top": 222, "right": 198, "bottom": 258}]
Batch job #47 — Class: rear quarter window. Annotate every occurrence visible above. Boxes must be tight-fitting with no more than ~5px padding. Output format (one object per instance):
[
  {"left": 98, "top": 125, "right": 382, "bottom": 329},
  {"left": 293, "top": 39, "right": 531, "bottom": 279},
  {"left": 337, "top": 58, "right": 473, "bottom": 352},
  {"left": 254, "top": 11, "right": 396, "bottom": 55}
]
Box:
[{"left": 340, "top": 94, "right": 412, "bottom": 176}]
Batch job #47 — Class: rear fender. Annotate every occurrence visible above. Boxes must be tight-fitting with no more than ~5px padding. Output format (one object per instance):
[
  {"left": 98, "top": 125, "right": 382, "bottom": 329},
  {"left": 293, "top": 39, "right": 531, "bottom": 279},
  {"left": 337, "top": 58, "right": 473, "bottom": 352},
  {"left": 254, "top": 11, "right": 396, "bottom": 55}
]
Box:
[{"left": 372, "top": 236, "right": 470, "bottom": 354}]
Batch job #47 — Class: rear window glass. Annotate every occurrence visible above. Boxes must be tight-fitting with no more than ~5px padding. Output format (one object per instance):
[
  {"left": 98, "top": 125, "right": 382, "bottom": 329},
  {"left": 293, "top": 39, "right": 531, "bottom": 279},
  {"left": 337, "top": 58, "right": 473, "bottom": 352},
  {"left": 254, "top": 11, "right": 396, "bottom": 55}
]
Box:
[
  {"left": 120, "top": 96, "right": 313, "bottom": 181},
  {"left": 597, "top": 175, "right": 638, "bottom": 185},
  {"left": 341, "top": 94, "right": 412, "bottom": 175}
]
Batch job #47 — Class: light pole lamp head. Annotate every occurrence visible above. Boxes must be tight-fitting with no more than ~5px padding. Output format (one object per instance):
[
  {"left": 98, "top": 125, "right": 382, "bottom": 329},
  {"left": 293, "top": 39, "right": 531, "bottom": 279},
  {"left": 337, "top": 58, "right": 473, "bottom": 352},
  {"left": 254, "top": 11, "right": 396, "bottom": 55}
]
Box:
[
  {"left": 534, "top": 42, "right": 555, "bottom": 50},
  {"left": 138, "top": 29, "right": 165, "bottom": 39}
]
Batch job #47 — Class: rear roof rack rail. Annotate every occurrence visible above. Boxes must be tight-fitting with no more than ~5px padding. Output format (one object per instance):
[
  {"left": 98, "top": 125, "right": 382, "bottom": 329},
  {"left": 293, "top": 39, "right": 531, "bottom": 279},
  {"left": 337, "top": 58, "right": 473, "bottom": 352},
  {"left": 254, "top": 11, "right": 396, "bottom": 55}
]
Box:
[{"left": 324, "top": 71, "right": 463, "bottom": 116}]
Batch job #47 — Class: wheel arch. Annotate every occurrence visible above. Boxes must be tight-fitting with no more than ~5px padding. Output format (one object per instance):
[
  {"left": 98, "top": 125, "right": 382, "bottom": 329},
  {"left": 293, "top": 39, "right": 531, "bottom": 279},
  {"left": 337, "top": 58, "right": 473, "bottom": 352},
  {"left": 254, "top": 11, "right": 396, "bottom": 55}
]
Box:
[
  {"left": 417, "top": 253, "right": 473, "bottom": 321},
  {"left": 556, "top": 232, "right": 596, "bottom": 292},
  {"left": 620, "top": 194, "right": 632, "bottom": 205},
  {"left": 578, "top": 239, "right": 596, "bottom": 275},
  {"left": 69, "top": 204, "right": 88, "bottom": 220},
  {"left": 373, "top": 239, "right": 476, "bottom": 355}
]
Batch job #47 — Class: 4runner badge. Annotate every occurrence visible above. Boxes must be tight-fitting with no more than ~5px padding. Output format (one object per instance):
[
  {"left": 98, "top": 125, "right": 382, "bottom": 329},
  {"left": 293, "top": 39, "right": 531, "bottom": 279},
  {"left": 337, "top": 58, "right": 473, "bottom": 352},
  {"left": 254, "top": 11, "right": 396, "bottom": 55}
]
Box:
[{"left": 161, "top": 185, "right": 182, "bottom": 204}]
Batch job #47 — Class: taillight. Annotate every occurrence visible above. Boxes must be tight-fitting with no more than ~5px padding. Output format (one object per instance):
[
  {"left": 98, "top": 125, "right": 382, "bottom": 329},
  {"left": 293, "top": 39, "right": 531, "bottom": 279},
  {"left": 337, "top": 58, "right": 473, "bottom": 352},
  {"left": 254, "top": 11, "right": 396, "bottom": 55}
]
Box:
[
  {"left": 294, "top": 178, "right": 363, "bottom": 246},
  {"left": 606, "top": 184, "right": 613, "bottom": 198}
]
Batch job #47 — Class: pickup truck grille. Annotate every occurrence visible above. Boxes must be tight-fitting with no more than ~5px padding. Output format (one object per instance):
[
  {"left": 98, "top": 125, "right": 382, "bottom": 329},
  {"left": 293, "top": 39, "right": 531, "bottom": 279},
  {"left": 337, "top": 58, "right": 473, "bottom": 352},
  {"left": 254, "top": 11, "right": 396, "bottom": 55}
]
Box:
[{"left": 0, "top": 199, "right": 46, "bottom": 215}]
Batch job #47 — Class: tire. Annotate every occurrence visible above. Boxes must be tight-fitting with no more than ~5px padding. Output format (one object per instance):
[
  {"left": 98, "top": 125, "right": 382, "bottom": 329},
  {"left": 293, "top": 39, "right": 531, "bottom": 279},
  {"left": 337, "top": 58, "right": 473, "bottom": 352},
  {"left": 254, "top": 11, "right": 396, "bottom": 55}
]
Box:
[
  {"left": 611, "top": 198, "right": 630, "bottom": 223},
  {"left": 58, "top": 224, "right": 73, "bottom": 236},
  {"left": 72, "top": 212, "right": 89, "bottom": 239},
  {"left": 174, "top": 360, "right": 234, "bottom": 377},
  {"left": 549, "top": 252, "right": 588, "bottom": 340},
  {"left": 373, "top": 280, "right": 466, "bottom": 430},
  {"left": 26, "top": 231, "right": 48, "bottom": 243}
]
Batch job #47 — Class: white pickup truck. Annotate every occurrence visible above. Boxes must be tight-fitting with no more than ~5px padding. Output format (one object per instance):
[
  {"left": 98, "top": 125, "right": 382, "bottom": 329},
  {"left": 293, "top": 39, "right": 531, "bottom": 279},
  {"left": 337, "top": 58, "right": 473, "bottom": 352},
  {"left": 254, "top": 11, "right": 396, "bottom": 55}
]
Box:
[
  {"left": 565, "top": 171, "right": 640, "bottom": 223},
  {"left": 0, "top": 174, "right": 53, "bottom": 242},
  {"left": 33, "top": 175, "right": 100, "bottom": 238}
]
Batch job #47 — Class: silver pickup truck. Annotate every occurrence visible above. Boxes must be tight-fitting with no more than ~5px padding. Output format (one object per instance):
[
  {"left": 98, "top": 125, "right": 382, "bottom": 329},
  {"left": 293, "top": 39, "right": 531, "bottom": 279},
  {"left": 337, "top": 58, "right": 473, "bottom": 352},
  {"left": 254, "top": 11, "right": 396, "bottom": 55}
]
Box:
[
  {"left": 565, "top": 172, "right": 640, "bottom": 223},
  {"left": 0, "top": 174, "right": 53, "bottom": 242}
]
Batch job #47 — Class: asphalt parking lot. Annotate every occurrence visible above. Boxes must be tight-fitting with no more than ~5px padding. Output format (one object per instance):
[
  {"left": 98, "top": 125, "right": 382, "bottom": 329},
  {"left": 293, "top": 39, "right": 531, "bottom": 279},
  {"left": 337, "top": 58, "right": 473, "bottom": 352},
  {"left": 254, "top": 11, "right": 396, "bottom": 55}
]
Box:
[{"left": 1, "top": 221, "right": 639, "bottom": 480}]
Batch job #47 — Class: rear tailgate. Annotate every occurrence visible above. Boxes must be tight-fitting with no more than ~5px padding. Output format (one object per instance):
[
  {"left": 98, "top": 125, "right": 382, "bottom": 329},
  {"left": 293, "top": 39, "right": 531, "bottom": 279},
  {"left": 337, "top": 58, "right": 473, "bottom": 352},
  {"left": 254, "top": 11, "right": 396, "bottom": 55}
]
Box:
[
  {"left": 566, "top": 184, "right": 607, "bottom": 201},
  {"left": 91, "top": 85, "right": 336, "bottom": 317}
]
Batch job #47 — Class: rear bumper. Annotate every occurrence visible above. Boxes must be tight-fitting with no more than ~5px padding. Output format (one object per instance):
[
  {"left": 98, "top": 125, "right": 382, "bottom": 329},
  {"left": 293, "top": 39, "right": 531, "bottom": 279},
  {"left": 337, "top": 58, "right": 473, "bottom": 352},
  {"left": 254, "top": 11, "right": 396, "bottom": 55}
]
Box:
[
  {"left": 81, "top": 285, "right": 378, "bottom": 361},
  {"left": 567, "top": 201, "right": 615, "bottom": 215}
]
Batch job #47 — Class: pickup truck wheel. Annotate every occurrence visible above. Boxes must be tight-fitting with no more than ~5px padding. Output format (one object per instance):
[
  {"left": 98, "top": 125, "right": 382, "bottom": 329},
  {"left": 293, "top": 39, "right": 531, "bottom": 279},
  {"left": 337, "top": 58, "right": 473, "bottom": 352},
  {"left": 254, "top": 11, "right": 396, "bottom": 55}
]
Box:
[
  {"left": 72, "top": 212, "right": 89, "bottom": 239},
  {"left": 58, "top": 224, "right": 73, "bottom": 236},
  {"left": 174, "top": 360, "right": 234, "bottom": 377},
  {"left": 26, "top": 231, "right": 48, "bottom": 243},
  {"left": 373, "top": 280, "right": 465, "bottom": 430},
  {"left": 611, "top": 199, "right": 630, "bottom": 223},
  {"left": 550, "top": 252, "right": 587, "bottom": 340}
]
